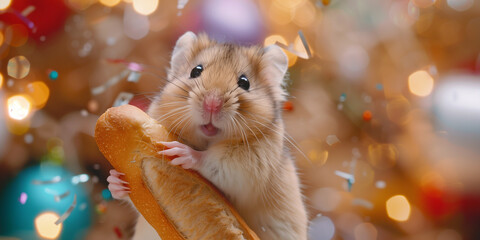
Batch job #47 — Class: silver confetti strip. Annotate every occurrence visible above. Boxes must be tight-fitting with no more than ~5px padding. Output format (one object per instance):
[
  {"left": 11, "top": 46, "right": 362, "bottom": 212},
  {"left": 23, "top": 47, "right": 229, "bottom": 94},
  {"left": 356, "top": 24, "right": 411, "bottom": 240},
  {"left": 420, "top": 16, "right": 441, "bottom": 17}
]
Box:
[
  {"left": 55, "top": 194, "right": 77, "bottom": 225},
  {"left": 54, "top": 190, "right": 71, "bottom": 202},
  {"left": 334, "top": 170, "right": 355, "bottom": 183},
  {"left": 32, "top": 176, "right": 61, "bottom": 185},
  {"left": 91, "top": 69, "right": 130, "bottom": 95},
  {"left": 275, "top": 30, "right": 312, "bottom": 59}
]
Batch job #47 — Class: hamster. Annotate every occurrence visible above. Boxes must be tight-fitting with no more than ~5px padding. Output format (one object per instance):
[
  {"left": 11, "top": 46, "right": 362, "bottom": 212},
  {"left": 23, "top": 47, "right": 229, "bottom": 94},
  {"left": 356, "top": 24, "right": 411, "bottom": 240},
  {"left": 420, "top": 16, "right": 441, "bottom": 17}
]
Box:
[{"left": 108, "top": 32, "right": 308, "bottom": 240}]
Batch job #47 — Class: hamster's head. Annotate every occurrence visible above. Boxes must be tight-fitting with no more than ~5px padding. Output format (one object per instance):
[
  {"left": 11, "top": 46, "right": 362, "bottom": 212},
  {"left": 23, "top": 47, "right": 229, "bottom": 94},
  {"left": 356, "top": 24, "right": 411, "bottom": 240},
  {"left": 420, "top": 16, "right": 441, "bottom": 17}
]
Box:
[{"left": 148, "top": 32, "right": 288, "bottom": 147}]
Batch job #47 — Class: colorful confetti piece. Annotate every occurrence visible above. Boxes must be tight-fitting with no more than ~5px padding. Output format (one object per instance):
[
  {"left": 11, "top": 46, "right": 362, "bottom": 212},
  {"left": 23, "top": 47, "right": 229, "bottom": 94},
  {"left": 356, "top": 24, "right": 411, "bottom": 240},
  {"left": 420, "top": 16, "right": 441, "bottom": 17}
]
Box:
[
  {"left": 55, "top": 194, "right": 77, "bottom": 225},
  {"left": 113, "top": 92, "right": 134, "bottom": 107},
  {"left": 19, "top": 192, "right": 28, "bottom": 205}
]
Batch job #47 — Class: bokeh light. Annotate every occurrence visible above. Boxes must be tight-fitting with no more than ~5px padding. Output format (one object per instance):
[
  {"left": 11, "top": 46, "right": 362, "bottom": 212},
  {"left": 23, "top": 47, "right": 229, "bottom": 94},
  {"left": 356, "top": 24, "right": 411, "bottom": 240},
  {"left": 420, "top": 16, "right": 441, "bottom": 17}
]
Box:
[
  {"left": 386, "top": 195, "right": 411, "bottom": 222},
  {"left": 7, "top": 55, "right": 31, "bottom": 79},
  {"left": 308, "top": 215, "right": 335, "bottom": 240},
  {"left": 0, "top": 73, "right": 3, "bottom": 88},
  {"left": 408, "top": 70, "right": 434, "bottom": 97},
  {"left": 0, "top": 0, "right": 11, "bottom": 10},
  {"left": 354, "top": 222, "right": 377, "bottom": 240},
  {"left": 34, "top": 212, "right": 63, "bottom": 239},
  {"left": 5, "top": 24, "right": 29, "bottom": 47},
  {"left": 133, "top": 0, "right": 159, "bottom": 15},
  {"left": 0, "top": 31, "right": 4, "bottom": 46},
  {"left": 100, "top": 0, "right": 121, "bottom": 7},
  {"left": 368, "top": 143, "right": 397, "bottom": 169},
  {"left": 7, "top": 95, "right": 32, "bottom": 120},
  {"left": 447, "top": 0, "right": 474, "bottom": 11},
  {"left": 27, "top": 81, "right": 50, "bottom": 108}
]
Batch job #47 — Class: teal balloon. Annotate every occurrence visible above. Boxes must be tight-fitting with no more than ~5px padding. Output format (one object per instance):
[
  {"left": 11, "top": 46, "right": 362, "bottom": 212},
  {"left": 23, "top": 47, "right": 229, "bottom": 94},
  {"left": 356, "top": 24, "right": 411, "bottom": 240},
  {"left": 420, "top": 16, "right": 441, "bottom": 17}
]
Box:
[{"left": 0, "top": 164, "right": 92, "bottom": 239}]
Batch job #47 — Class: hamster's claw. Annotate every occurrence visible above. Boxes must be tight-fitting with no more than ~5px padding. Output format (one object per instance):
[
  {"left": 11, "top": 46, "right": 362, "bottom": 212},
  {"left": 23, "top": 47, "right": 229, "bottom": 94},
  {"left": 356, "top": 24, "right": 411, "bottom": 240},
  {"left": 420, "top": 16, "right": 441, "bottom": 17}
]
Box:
[
  {"left": 158, "top": 141, "right": 203, "bottom": 170},
  {"left": 107, "top": 169, "right": 130, "bottom": 200}
]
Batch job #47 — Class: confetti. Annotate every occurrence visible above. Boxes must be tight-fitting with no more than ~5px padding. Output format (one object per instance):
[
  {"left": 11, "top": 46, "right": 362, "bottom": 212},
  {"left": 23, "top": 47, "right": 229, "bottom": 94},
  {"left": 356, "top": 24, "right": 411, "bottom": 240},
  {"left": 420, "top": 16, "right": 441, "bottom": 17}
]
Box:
[
  {"left": 363, "top": 110, "right": 372, "bottom": 121},
  {"left": 352, "top": 198, "right": 374, "bottom": 209},
  {"left": 7, "top": 56, "right": 31, "bottom": 79},
  {"left": 55, "top": 194, "right": 77, "bottom": 225},
  {"left": 48, "top": 70, "right": 59, "bottom": 80},
  {"left": 19, "top": 192, "right": 28, "bottom": 205},
  {"left": 376, "top": 83, "right": 383, "bottom": 90},
  {"left": 21, "top": 5, "right": 36, "bottom": 16},
  {"left": 283, "top": 101, "right": 294, "bottom": 111},
  {"left": 177, "top": 0, "right": 189, "bottom": 15},
  {"left": 102, "top": 189, "right": 113, "bottom": 201},
  {"left": 114, "top": 226, "right": 123, "bottom": 238},
  {"left": 275, "top": 31, "right": 312, "bottom": 59},
  {"left": 326, "top": 135, "right": 340, "bottom": 146},
  {"left": 113, "top": 92, "right": 134, "bottom": 107},
  {"left": 339, "top": 93, "right": 346, "bottom": 102},
  {"left": 11, "top": 9, "right": 35, "bottom": 29},
  {"left": 127, "top": 71, "right": 141, "bottom": 82},
  {"left": 96, "top": 202, "right": 107, "bottom": 214},
  {"left": 261, "top": 226, "right": 266, "bottom": 232},
  {"left": 54, "top": 190, "right": 71, "bottom": 202},
  {"left": 335, "top": 170, "right": 355, "bottom": 182},
  {"left": 91, "top": 69, "right": 130, "bottom": 95},
  {"left": 335, "top": 170, "right": 355, "bottom": 191},
  {"left": 32, "top": 176, "right": 62, "bottom": 185}
]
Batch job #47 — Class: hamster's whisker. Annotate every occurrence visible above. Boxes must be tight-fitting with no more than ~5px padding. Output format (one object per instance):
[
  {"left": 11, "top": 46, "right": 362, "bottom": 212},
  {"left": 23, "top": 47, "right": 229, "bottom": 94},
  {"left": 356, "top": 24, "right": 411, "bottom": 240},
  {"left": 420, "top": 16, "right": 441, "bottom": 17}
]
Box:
[
  {"left": 168, "top": 113, "right": 191, "bottom": 137},
  {"left": 155, "top": 107, "right": 189, "bottom": 124},
  {"left": 177, "top": 118, "right": 192, "bottom": 142},
  {"left": 235, "top": 113, "right": 260, "bottom": 143},
  {"left": 238, "top": 109, "right": 310, "bottom": 163},
  {"left": 232, "top": 115, "right": 251, "bottom": 157}
]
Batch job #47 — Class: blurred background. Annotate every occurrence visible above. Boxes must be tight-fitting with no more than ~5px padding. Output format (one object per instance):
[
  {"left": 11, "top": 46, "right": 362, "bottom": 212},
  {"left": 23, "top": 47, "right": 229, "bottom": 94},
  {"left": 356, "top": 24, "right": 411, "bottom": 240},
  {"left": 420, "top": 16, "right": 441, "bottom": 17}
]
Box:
[{"left": 0, "top": 0, "right": 479, "bottom": 239}]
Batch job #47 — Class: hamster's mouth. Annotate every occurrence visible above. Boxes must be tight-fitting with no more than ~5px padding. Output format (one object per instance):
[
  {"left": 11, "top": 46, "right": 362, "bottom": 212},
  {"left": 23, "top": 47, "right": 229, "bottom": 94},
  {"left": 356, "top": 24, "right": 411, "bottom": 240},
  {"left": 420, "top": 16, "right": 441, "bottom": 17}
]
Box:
[{"left": 201, "top": 123, "right": 219, "bottom": 137}]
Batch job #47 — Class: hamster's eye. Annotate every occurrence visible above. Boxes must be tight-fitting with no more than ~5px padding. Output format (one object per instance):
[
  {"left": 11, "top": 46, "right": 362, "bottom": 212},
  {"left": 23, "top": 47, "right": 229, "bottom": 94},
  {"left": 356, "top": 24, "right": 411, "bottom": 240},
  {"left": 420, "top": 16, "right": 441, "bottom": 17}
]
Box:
[
  {"left": 190, "top": 65, "right": 203, "bottom": 78},
  {"left": 237, "top": 74, "right": 250, "bottom": 91}
]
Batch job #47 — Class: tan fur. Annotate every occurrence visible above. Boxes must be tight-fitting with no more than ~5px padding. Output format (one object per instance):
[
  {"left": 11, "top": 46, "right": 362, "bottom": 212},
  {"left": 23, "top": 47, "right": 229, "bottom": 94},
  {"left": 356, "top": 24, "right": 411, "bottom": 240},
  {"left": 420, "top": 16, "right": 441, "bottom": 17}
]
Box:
[{"left": 148, "top": 32, "right": 307, "bottom": 240}]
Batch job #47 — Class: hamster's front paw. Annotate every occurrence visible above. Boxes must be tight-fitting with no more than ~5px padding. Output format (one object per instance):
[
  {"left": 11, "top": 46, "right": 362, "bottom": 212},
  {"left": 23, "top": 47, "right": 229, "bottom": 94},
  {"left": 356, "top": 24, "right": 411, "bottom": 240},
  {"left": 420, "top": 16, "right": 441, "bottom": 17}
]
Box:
[
  {"left": 107, "top": 169, "right": 130, "bottom": 200},
  {"left": 158, "top": 141, "right": 203, "bottom": 169}
]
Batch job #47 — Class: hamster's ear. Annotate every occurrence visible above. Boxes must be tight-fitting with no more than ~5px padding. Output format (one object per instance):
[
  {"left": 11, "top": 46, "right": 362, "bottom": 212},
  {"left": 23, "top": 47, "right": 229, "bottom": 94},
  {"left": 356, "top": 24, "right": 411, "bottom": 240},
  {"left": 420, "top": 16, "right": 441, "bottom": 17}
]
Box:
[
  {"left": 261, "top": 45, "right": 288, "bottom": 86},
  {"left": 171, "top": 31, "right": 197, "bottom": 68}
]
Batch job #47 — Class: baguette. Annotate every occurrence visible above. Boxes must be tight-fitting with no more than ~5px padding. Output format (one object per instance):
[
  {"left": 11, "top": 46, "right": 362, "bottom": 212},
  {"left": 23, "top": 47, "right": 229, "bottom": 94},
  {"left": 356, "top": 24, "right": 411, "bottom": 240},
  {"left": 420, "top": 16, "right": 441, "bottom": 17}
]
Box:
[{"left": 95, "top": 104, "right": 259, "bottom": 240}]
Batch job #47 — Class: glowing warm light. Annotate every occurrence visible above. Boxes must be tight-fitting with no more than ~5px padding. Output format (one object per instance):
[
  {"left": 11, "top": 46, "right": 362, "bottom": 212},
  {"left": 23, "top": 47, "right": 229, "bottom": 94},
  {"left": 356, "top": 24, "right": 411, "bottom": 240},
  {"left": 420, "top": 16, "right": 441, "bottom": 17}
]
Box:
[
  {"left": 0, "top": 31, "right": 4, "bottom": 46},
  {"left": 268, "top": 2, "right": 293, "bottom": 25},
  {"left": 264, "top": 35, "right": 297, "bottom": 67},
  {"left": 293, "top": 0, "right": 316, "bottom": 28},
  {"left": 0, "top": 0, "right": 11, "bottom": 10},
  {"left": 408, "top": 70, "right": 434, "bottom": 97},
  {"left": 27, "top": 81, "right": 50, "bottom": 108},
  {"left": 386, "top": 195, "right": 411, "bottom": 222},
  {"left": 35, "top": 212, "right": 63, "bottom": 239},
  {"left": 7, "top": 95, "right": 32, "bottom": 120},
  {"left": 100, "top": 0, "right": 121, "bottom": 7},
  {"left": 133, "top": 0, "right": 159, "bottom": 15},
  {"left": 0, "top": 73, "right": 3, "bottom": 88}
]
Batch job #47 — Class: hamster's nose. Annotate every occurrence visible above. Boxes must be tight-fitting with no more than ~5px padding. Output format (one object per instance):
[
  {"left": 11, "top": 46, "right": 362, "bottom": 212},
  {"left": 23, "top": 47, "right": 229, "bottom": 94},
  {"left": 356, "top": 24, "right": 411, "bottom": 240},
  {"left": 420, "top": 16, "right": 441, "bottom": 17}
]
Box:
[{"left": 203, "top": 94, "right": 222, "bottom": 114}]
